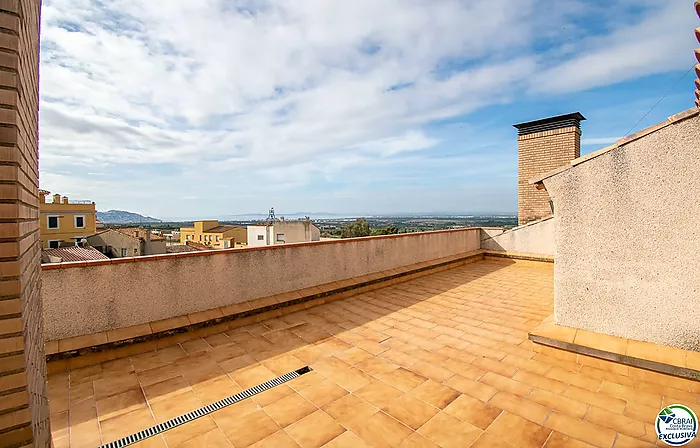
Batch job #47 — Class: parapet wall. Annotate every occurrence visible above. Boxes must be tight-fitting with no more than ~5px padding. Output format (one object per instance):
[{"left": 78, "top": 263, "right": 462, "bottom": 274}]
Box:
[
  {"left": 480, "top": 217, "right": 554, "bottom": 256},
  {"left": 42, "top": 228, "right": 480, "bottom": 340},
  {"left": 542, "top": 109, "right": 700, "bottom": 350}
]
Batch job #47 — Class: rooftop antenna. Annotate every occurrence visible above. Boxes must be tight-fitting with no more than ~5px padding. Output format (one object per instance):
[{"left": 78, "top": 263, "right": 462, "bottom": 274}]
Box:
[{"left": 266, "top": 207, "right": 276, "bottom": 223}]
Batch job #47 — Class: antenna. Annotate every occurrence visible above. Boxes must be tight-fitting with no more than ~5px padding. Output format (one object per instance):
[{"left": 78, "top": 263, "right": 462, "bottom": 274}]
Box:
[{"left": 266, "top": 207, "right": 276, "bottom": 223}]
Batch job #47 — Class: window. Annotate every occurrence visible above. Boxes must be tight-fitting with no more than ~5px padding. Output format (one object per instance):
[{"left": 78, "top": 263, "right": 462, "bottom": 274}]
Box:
[
  {"left": 47, "top": 216, "right": 59, "bottom": 229},
  {"left": 74, "top": 215, "right": 85, "bottom": 228},
  {"left": 48, "top": 240, "right": 60, "bottom": 249},
  {"left": 216, "top": 236, "right": 220, "bottom": 241},
  {"left": 121, "top": 248, "right": 127, "bottom": 257},
  {"left": 199, "top": 235, "right": 202, "bottom": 241},
  {"left": 276, "top": 233, "right": 285, "bottom": 242},
  {"left": 186, "top": 235, "right": 190, "bottom": 240},
  {"left": 257, "top": 235, "right": 264, "bottom": 241}
]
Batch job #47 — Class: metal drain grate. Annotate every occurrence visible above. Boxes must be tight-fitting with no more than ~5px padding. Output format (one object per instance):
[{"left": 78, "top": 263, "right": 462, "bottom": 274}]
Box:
[{"left": 99, "top": 366, "right": 312, "bottom": 448}]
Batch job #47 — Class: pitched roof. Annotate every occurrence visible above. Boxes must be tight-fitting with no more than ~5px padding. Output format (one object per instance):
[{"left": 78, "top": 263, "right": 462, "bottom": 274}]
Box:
[{"left": 42, "top": 246, "right": 109, "bottom": 262}]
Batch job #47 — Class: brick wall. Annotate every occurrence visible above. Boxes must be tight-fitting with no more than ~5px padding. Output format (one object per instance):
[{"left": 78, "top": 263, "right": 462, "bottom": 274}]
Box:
[
  {"left": 517, "top": 126, "right": 580, "bottom": 225},
  {"left": 0, "top": 1, "right": 49, "bottom": 447}
]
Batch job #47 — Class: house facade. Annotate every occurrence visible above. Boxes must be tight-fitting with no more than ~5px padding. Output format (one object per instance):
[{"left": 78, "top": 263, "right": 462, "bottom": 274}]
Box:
[
  {"left": 179, "top": 220, "right": 246, "bottom": 248},
  {"left": 247, "top": 218, "right": 321, "bottom": 247},
  {"left": 39, "top": 190, "right": 97, "bottom": 248}
]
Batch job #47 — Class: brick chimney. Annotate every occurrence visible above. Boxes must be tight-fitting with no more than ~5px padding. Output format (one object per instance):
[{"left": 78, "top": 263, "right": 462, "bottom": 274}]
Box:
[{"left": 513, "top": 112, "right": 585, "bottom": 225}]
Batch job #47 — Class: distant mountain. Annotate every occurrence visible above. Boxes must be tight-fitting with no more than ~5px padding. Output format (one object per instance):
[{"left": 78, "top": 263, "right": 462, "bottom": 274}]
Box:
[{"left": 97, "top": 210, "right": 162, "bottom": 224}]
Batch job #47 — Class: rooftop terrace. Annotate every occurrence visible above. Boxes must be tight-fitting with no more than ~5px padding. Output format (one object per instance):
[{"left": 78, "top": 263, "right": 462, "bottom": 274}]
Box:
[{"left": 47, "top": 258, "right": 700, "bottom": 448}]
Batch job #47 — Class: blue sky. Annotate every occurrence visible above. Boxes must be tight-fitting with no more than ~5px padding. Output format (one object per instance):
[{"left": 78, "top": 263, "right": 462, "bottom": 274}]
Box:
[{"left": 38, "top": 0, "right": 698, "bottom": 219}]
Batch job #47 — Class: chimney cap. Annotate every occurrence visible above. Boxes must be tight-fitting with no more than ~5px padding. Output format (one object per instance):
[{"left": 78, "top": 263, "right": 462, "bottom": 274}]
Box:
[{"left": 513, "top": 112, "right": 586, "bottom": 136}]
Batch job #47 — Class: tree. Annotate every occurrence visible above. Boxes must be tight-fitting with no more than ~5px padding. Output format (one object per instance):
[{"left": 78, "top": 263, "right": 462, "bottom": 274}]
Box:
[
  {"left": 372, "top": 224, "right": 400, "bottom": 236},
  {"left": 341, "top": 218, "right": 370, "bottom": 238}
]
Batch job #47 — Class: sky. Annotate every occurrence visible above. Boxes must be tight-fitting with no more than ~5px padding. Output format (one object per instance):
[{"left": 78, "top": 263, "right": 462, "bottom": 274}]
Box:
[{"left": 38, "top": 0, "right": 699, "bottom": 220}]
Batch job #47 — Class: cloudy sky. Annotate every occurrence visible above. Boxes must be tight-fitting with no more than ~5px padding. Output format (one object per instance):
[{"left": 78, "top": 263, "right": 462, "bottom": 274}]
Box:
[{"left": 39, "top": 0, "right": 698, "bottom": 219}]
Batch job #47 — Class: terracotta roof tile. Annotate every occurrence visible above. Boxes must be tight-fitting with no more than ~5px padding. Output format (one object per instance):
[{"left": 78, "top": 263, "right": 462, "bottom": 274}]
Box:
[{"left": 42, "top": 246, "right": 109, "bottom": 262}]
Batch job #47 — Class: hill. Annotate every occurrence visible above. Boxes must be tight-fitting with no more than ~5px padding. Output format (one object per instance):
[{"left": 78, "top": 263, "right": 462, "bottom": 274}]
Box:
[{"left": 97, "top": 210, "right": 162, "bottom": 224}]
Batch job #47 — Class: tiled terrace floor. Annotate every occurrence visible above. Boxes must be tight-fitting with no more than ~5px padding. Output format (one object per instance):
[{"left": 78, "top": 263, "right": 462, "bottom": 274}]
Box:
[{"left": 48, "top": 259, "right": 700, "bottom": 448}]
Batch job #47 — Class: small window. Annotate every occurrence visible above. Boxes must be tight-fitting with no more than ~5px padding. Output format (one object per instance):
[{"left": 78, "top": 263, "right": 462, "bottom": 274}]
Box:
[
  {"left": 186, "top": 235, "right": 190, "bottom": 240},
  {"left": 47, "top": 216, "right": 59, "bottom": 229},
  {"left": 48, "top": 240, "right": 60, "bottom": 249},
  {"left": 257, "top": 235, "right": 264, "bottom": 241},
  {"left": 216, "top": 236, "right": 220, "bottom": 241},
  {"left": 74, "top": 215, "right": 85, "bottom": 228},
  {"left": 276, "top": 233, "right": 285, "bottom": 242},
  {"left": 121, "top": 248, "right": 127, "bottom": 257},
  {"left": 199, "top": 235, "right": 202, "bottom": 241}
]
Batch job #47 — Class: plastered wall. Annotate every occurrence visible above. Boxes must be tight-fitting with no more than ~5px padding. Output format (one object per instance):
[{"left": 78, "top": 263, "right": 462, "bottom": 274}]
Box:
[
  {"left": 543, "top": 112, "right": 700, "bottom": 350},
  {"left": 42, "top": 229, "right": 480, "bottom": 340}
]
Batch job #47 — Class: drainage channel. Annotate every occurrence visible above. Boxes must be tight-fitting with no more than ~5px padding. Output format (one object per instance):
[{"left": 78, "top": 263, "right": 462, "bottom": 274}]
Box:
[{"left": 99, "top": 366, "right": 312, "bottom": 448}]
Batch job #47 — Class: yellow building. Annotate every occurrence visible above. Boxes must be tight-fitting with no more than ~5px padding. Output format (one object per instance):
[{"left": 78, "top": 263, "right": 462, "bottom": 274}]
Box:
[
  {"left": 179, "top": 220, "right": 246, "bottom": 249},
  {"left": 39, "top": 190, "right": 97, "bottom": 249}
]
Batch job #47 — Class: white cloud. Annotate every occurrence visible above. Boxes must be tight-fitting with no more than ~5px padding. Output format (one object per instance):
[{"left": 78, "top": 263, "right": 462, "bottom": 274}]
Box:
[{"left": 37, "top": 0, "right": 694, "bottom": 216}]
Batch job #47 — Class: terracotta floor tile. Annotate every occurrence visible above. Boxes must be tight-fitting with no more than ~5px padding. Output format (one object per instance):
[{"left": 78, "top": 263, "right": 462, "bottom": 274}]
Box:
[
  {"left": 162, "top": 416, "right": 218, "bottom": 447},
  {"left": 150, "top": 390, "right": 203, "bottom": 422},
  {"left": 445, "top": 375, "right": 498, "bottom": 402},
  {"left": 142, "top": 375, "right": 190, "bottom": 404},
  {"left": 410, "top": 380, "right": 460, "bottom": 409},
  {"left": 544, "top": 412, "right": 616, "bottom": 448},
  {"left": 546, "top": 367, "right": 601, "bottom": 391},
  {"left": 217, "top": 409, "right": 280, "bottom": 448},
  {"left": 286, "top": 410, "right": 346, "bottom": 448},
  {"left": 93, "top": 371, "right": 141, "bottom": 399},
  {"left": 354, "top": 381, "right": 404, "bottom": 409},
  {"left": 479, "top": 372, "right": 533, "bottom": 398},
  {"left": 398, "top": 432, "right": 442, "bottom": 448},
  {"left": 261, "top": 354, "right": 307, "bottom": 376},
  {"left": 418, "top": 411, "right": 482, "bottom": 448},
  {"left": 69, "top": 381, "right": 95, "bottom": 404},
  {"left": 584, "top": 406, "right": 646, "bottom": 438},
  {"left": 230, "top": 364, "right": 277, "bottom": 389},
  {"left": 96, "top": 388, "right": 148, "bottom": 421},
  {"left": 470, "top": 431, "right": 518, "bottom": 448},
  {"left": 598, "top": 381, "right": 662, "bottom": 409},
  {"left": 612, "top": 433, "right": 655, "bottom": 448},
  {"left": 485, "top": 411, "right": 551, "bottom": 448},
  {"left": 157, "top": 345, "right": 188, "bottom": 364},
  {"left": 513, "top": 370, "right": 567, "bottom": 394},
  {"left": 100, "top": 407, "right": 156, "bottom": 444},
  {"left": 488, "top": 391, "right": 550, "bottom": 425},
  {"left": 527, "top": 388, "right": 588, "bottom": 419},
  {"left": 577, "top": 365, "right": 635, "bottom": 388},
  {"left": 137, "top": 363, "right": 181, "bottom": 387},
  {"left": 472, "top": 357, "right": 519, "bottom": 377},
  {"left": 181, "top": 338, "right": 211, "bottom": 355},
  {"left": 193, "top": 375, "right": 242, "bottom": 405},
  {"left": 352, "top": 411, "right": 413, "bottom": 448},
  {"left": 335, "top": 347, "right": 376, "bottom": 366},
  {"left": 382, "top": 393, "right": 439, "bottom": 430},
  {"left": 355, "top": 357, "right": 399, "bottom": 376},
  {"left": 207, "top": 342, "right": 247, "bottom": 363},
  {"left": 249, "top": 430, "right": 300, "bottom": 447},
  {"left": 408, "top": 361, "right": 454, "bottom": 383},
  {"left": 219, "top": 353, "right": 259, "bottom": 375},
  {"left": 298, "top": 379, "right": 348, "bottom": 407},
  {"left": 543, "top": 431, "right": 596, "bottom": 447},
  {"left": 322, "top": 431, "right": 372, "bottom": 448},
  {"left": 563, "top": 385, "right": 627, "bottom": 414},
  {"left": 577, "top": 355, "right": 629, "bottom": 377},
  {"left": 443, "top": 394, "right": 503, "bottom": 429},
  {"left": 177, "top": 427, "right": 233, "bottom": 448},
  {"left": 623, "top": 401, "right": 659, "bottom": 425},
  {"left": 288, "top": 370, "right": 326, "bottom": 391},
  {"left": 375, "top": 367, "right": 427, "bottom": 393},
  {"left": 323, "top": 394, "right": 379, "bottom": 429},
  {"left": 263, "top": 392, "right": 317, "bottom": 427}
]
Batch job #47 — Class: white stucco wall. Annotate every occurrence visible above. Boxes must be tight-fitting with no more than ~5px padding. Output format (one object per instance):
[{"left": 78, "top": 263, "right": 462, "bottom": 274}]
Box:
[
  {"left": 43, "top": 228, "right": 481, "bottom": 340},
  {"left": 480, "top": 217, "right": 554, "bottom": 256},
  {"left": 542, "top": 110, "right": 700, "bottom": 350}
]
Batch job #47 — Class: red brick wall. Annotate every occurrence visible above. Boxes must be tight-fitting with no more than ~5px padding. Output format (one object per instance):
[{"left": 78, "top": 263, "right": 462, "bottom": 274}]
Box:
[
  {"left": 0, "top": 0, "right": 49, "bottom": 447},
  {"left": 517, "top": 127, "right": 580, "bottom": 225}
]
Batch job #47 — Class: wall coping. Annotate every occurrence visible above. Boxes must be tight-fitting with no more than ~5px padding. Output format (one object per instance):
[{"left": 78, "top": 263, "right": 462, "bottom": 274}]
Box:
[
  {"left": 41, "top": 227, "right": 485, "bottom": 270},
  {"left": 528, "top": 107, "right": 700, "bottom": 186}
]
